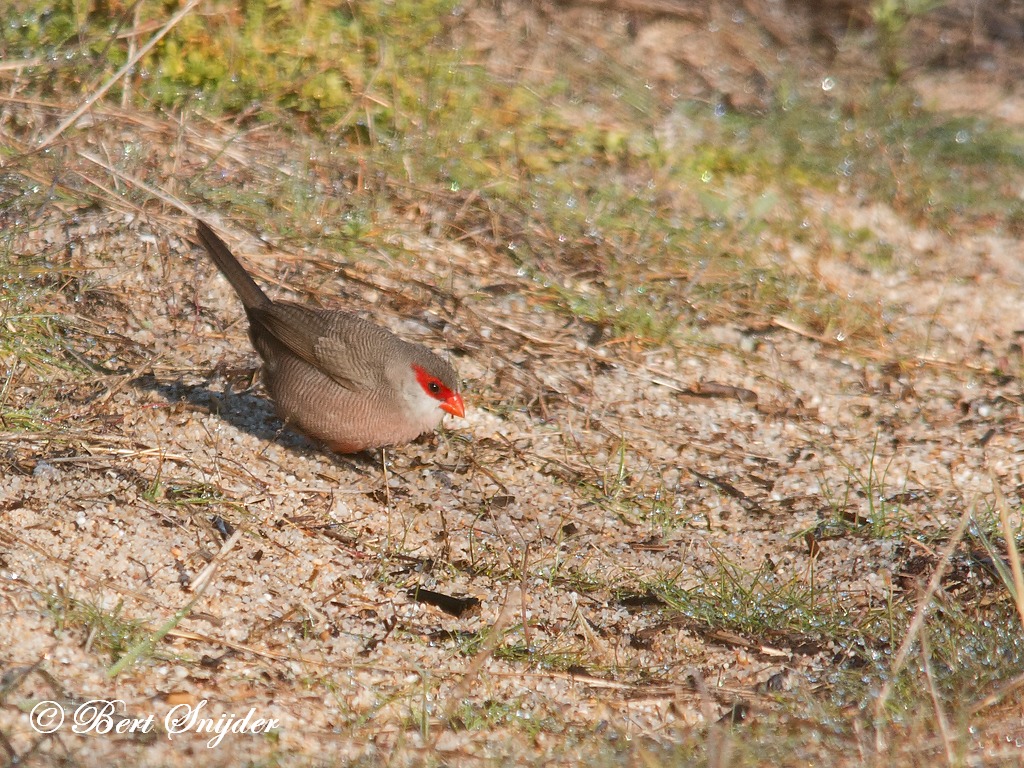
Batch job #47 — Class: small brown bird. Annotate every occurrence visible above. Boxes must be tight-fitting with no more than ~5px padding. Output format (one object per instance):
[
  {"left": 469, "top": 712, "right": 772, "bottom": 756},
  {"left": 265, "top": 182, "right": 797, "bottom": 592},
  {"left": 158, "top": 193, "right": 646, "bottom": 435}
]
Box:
[{"left": 195, "top": 220, "right": 464, "bottom": 453}]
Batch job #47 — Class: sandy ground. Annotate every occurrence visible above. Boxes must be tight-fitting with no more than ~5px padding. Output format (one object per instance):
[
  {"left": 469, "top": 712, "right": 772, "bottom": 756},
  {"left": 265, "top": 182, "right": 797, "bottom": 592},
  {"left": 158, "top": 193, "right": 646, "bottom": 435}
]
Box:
[{"left": 2, "top": 1, "right": 1024, "bottom": 765}]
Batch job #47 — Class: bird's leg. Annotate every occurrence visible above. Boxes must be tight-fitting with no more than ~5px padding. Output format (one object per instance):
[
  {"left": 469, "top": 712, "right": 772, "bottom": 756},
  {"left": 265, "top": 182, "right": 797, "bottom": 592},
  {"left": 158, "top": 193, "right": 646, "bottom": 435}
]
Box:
[
  {"left": 379, "top": 447, "right": 391, "bottom": 508},
  {"left": 243, "top": 365, "right": 260, "bottom": 391}
]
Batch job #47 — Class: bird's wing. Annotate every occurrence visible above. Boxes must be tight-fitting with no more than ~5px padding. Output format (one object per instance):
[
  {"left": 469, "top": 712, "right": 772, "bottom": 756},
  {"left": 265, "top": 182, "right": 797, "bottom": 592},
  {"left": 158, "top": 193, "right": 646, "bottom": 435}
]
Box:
[{"left": 250, "top": 303, "right": 389, "bottom": 392}]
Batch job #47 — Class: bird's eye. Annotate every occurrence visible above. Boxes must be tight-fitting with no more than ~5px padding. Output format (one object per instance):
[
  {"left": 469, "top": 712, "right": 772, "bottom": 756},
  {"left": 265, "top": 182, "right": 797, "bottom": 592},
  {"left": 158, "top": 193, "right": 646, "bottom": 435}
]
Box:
[{"left": 428, "top": 381, "right": 441, "bottom": 394}]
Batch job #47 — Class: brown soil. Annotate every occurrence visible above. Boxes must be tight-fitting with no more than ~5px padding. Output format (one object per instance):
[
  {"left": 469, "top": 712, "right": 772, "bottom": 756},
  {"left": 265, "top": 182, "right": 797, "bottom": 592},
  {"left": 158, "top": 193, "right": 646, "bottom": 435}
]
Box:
[{"left": 2, "top": 1, "right": 1024, "bottom": 765}]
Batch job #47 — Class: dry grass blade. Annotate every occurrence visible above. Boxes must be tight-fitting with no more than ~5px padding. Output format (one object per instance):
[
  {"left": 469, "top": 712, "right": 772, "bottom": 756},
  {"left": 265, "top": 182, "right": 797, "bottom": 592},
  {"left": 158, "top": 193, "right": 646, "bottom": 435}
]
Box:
[
  {"left": 919, "top": 630, "right": 956, "bottom": 766},
  {"left": 188, "top": 527, "right": 245, "bottom": 594},
  {"left": 968, "top": 670, "right": 1024, "bottom": 715},
  {"left": 36, "top": 0, "right": 203, "bottom": 149},
  {"left": 78, "top": 150, "right": 199, "bottom": 217},
  {"left": 3, "top": 1, "right": 1024, "bottom": 764},
  {"left": 440, "top": 587, "right": 520, "bottom": 722},
  {"left": 872, "top": 503, "right": 974, "bottom": 748},
  {"left": 992, "top": 472, "right": 1024, "bottom": 633}
]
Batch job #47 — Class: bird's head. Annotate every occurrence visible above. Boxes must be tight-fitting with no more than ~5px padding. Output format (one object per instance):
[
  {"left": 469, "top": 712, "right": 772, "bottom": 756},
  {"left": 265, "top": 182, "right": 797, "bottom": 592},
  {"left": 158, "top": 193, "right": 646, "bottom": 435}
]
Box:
[
  {"left": 386, "top": 342, "right": 465, "bottom": 434},
  {"left": 412, "top": 363, "right": 465, "bottom": 419}
]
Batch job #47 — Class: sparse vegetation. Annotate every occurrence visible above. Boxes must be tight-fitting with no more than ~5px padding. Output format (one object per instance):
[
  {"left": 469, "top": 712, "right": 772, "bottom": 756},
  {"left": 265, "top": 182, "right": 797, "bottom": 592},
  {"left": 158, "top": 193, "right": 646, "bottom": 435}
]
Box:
[
  {"left": 2, "top": 0, "right": 1024, "bottom": 765},
  {"left": 46, "top": 591, "right": 149, "bottom": 663}
]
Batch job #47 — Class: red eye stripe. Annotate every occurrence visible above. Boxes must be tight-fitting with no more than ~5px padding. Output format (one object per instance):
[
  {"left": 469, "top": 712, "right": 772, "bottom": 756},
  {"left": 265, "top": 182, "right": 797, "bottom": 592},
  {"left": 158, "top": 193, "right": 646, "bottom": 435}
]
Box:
[
  {"left": 412, "top": 364, "right": 453, "bottom": 401},
  {"left": 412, "top": 364, "right": 465, "bottom": 418}
]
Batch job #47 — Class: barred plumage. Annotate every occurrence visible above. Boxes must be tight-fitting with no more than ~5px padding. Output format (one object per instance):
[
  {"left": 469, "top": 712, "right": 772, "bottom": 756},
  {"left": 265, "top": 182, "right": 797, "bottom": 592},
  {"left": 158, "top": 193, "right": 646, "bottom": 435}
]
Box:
[{"left": 195, "top": 220, "right": 464, "bottom": 453}]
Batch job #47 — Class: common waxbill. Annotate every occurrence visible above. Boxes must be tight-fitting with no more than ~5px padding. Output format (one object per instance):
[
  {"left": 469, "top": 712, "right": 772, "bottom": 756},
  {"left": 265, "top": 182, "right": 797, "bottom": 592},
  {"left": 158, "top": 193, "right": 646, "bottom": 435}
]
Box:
[{"left": 194, "top": 220, "right": 465, "bottom": 453}]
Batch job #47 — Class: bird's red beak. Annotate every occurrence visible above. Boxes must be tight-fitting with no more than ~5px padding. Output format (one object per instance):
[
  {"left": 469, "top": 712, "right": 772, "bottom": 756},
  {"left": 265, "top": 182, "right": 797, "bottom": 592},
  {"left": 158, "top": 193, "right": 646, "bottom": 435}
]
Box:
[{"left": 440, "top": 392, "right": 465, "bottom": 419}]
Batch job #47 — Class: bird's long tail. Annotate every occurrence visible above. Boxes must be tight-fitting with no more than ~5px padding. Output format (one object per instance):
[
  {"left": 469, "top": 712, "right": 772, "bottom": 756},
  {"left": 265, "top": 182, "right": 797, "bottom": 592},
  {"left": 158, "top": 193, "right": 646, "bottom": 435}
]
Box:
[{"left": 195, "top": 220, "right": 272, "bottom": 310}]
